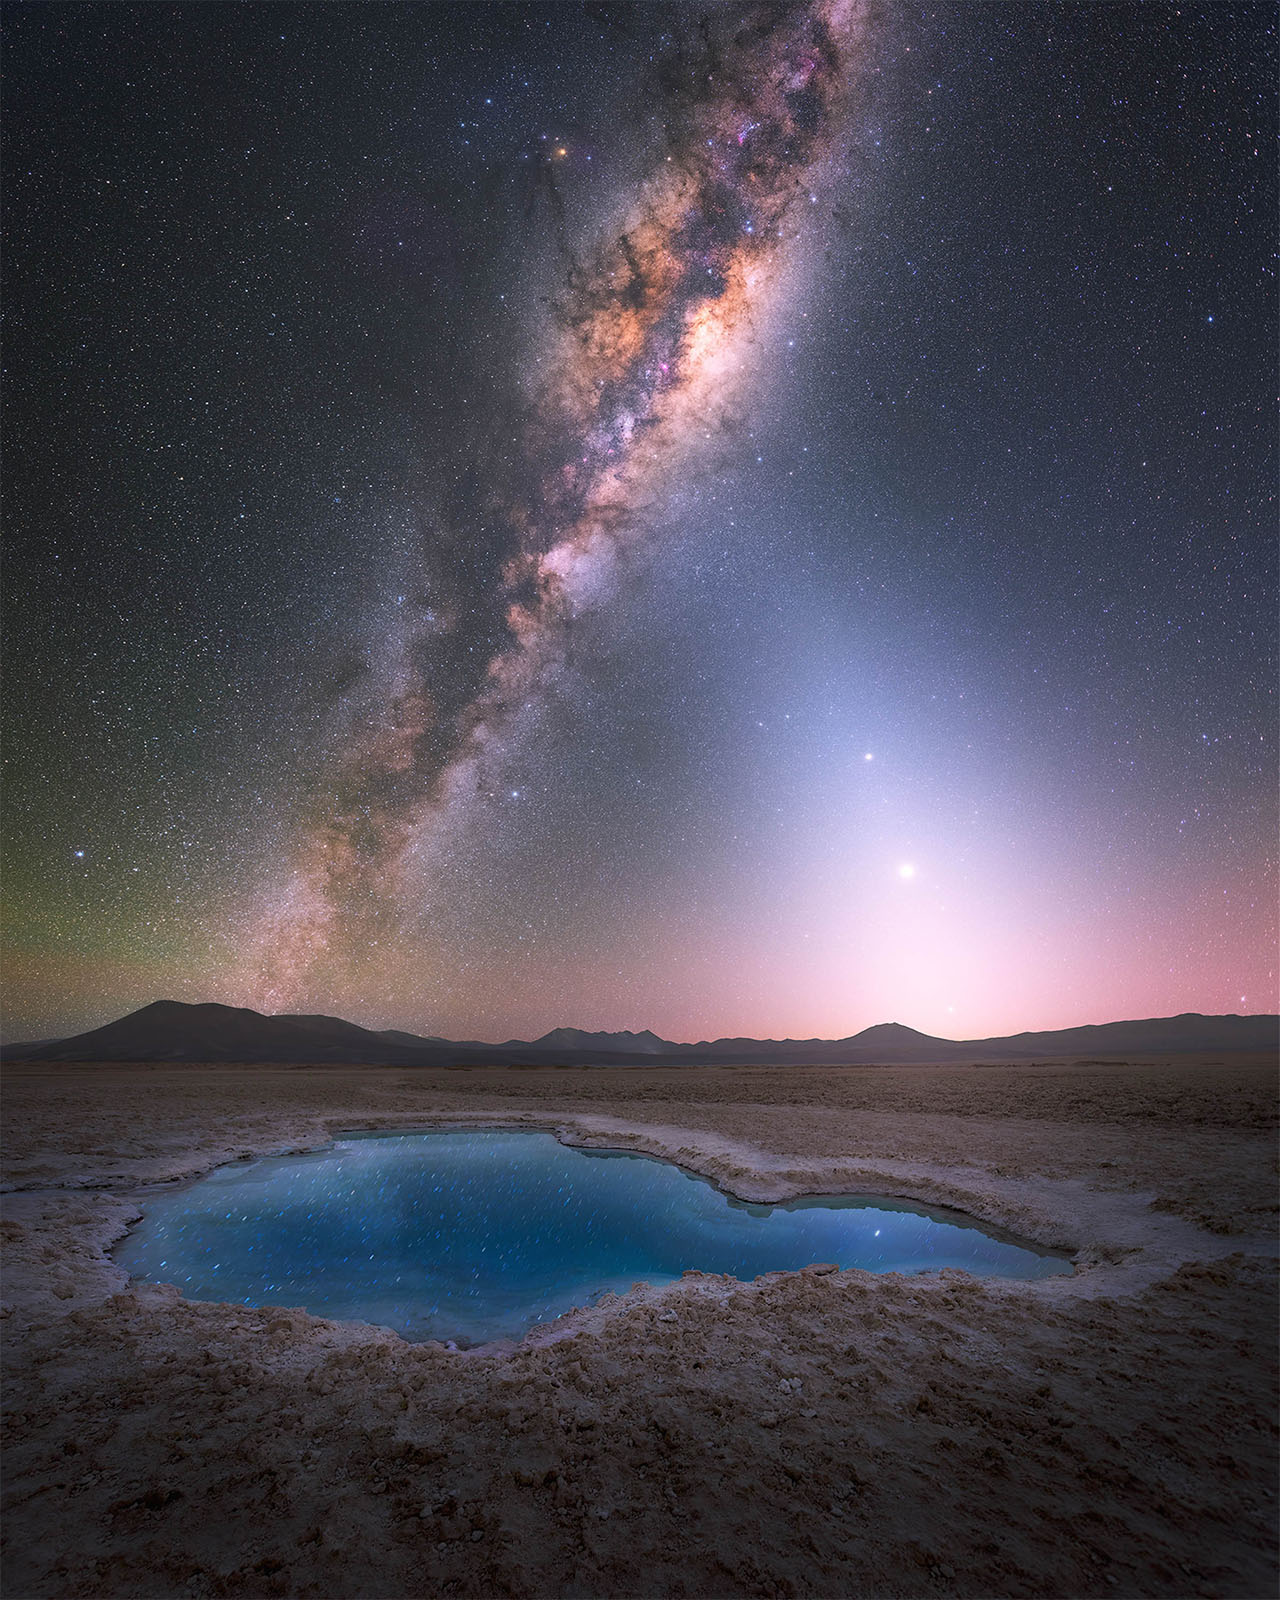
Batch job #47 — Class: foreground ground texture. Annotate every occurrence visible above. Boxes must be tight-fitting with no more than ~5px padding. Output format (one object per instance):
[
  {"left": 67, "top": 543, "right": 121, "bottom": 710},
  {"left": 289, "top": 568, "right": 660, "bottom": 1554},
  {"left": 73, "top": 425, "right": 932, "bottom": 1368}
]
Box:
[{"left": 2, "top": 1056, "right": 1276, "bottom": 1599}]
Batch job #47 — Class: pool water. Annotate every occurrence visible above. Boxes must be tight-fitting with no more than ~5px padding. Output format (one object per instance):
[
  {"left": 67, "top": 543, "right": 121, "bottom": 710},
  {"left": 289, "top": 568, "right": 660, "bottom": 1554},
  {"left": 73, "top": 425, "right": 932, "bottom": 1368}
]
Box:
[{"left": 113, "top": 1130, "right": 1071, "bottom": 1344}]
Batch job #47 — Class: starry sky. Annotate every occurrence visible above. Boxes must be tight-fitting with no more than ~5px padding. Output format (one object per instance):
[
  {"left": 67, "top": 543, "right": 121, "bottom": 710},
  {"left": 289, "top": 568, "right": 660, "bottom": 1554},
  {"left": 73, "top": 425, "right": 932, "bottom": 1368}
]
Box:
[{"left": 4, "top": 1, "right": 1275, "bottom": 1044}]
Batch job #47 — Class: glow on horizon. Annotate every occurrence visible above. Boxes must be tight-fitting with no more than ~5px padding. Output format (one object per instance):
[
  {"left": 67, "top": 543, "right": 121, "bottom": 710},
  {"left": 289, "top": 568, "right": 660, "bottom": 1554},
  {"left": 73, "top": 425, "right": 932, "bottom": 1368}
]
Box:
[{"left": 4, "top": 931, "right": 1273, "bottom": 1046}]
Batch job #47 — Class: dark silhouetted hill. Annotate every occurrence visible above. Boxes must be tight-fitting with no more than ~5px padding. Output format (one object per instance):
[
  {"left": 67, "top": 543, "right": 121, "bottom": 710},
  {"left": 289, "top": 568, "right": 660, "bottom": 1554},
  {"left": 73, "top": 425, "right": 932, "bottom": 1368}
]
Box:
[
  {"left": 534, "top": 1027, "right": 669, "bottom": 1054},
  {"left": 3, "top": 1001, "right": 428, "bottom": 1064},
  {"left": 2, "top": 1002, "right": 1274, "bottom": 1066}
]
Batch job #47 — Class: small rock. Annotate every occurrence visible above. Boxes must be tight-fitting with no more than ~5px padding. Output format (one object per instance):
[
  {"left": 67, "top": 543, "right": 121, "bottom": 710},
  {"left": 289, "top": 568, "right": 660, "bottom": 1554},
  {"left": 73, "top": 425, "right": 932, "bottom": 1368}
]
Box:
[
  {"left": 470, "top": 1528, "right": 484, "bottom": 1542},
  {"left": 757, "top": 1412, "right": 780, "bottom": 1428}
]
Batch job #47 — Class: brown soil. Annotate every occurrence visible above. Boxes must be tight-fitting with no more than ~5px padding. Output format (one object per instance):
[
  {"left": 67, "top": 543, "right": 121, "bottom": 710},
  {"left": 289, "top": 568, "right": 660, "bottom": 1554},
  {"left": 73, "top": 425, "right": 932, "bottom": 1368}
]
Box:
[{"left": 2, "top": 1055, "right": 1276, "bottom": 1598}]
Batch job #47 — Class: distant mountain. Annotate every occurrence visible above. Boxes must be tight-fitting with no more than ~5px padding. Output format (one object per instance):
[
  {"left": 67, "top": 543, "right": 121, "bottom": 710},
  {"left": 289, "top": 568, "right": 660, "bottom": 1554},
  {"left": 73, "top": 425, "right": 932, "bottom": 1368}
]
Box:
[
  {"left": 0, "top": 1002, "right": 670, "bottom": 1067},
  {"left": 4, "top": 1001, "right": 433, "bottom": 1065},
  {"left": 2, "top": 1001, "right": 1274, "bottom": 1066},
  {"left": 681, "top": 1014, "right": 1277, "bottom": 1064},
  {"left": 534, "top": 1027, "right": 669, "bottom": 1054},
  {"left": 963, "top": 1013, "right": 1279, "bottom": 1058},
  {"left": 666, "top": 1022, "right": 964, "bottom": 1064},
  {"left": 376, "top": 1028, "right": 450, "bottom": 1049},
  {"left": 849, "top": 1022, "right": 943, "bottom": 1047}
]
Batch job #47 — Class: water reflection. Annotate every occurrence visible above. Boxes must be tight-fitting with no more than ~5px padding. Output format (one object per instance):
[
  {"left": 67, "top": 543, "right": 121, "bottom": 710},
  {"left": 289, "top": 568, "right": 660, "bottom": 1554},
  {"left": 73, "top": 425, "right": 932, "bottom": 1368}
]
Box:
[{"left": 114, "top": 1130, "right": 1071, "bottom": 1344}]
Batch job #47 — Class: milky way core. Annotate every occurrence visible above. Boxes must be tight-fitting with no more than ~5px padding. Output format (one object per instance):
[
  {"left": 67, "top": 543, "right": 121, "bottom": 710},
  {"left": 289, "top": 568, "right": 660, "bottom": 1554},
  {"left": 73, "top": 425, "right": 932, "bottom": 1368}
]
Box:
[{"left": 246, "top": 0, "right": 868, "bottom": 1011}]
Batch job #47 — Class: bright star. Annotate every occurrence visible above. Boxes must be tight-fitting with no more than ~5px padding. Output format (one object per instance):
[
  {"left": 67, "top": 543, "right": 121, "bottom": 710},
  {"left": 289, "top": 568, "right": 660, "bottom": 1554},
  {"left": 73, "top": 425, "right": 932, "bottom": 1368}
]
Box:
[{"left": 897, "top": 862, "right": 916, "bottom": 880}]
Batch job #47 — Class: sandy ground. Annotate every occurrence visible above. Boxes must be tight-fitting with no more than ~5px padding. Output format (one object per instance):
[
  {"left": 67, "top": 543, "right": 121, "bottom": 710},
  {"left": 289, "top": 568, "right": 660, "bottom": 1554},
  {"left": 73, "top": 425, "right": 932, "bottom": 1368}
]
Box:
[{"left": 1, "top": 1055, "right": 1276, "bottom": 1599}]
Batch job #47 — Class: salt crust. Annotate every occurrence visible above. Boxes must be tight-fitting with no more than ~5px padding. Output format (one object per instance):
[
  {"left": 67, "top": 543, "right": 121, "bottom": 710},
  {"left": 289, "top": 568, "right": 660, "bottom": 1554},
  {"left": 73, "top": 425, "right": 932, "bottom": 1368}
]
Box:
[{"left": 2, "top": 1056, "right": 1276, "bottom": 1597}]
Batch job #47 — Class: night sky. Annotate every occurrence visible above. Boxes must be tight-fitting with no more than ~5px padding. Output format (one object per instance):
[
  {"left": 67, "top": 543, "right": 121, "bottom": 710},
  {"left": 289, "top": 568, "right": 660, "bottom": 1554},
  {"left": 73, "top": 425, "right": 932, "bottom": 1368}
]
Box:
[{"left": 4, "top": 1, "right": 1275, "bottom": 1044}]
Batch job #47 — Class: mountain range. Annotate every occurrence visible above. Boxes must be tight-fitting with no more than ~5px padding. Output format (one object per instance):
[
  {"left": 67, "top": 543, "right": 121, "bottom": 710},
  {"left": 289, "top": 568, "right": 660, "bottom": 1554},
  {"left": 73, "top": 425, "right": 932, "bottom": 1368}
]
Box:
[{"left": 2, "top": 1000, "right": 1274, "bottom": 1065}]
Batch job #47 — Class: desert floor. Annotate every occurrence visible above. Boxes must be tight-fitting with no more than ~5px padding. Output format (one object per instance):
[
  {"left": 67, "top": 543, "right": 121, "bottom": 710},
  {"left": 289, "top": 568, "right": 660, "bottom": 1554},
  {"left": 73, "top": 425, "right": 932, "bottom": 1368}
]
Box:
[{"left": 2, "top": 1055, "right": 1276, "bottom": 1599}]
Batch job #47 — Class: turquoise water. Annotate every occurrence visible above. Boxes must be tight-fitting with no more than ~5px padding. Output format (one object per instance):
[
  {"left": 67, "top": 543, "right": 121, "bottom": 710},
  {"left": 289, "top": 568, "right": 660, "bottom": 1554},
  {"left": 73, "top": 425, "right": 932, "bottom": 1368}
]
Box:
[{"left": 113, "top": 1130, "right": 1071, "bottom": 1344}]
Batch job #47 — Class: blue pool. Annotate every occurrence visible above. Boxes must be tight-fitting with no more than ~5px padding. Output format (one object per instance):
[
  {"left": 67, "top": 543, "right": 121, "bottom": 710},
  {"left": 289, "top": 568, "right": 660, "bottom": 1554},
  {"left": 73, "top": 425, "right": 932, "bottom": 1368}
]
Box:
[{"left": 113, "top": 1130, "right": 1071, "bottom": 1344}]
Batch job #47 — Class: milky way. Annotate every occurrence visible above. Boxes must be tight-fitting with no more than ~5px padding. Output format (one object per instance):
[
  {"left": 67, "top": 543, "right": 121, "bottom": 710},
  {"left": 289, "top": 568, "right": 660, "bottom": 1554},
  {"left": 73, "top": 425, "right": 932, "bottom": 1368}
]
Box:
[
  {"left": 7, "top": 1, "right": 1274, "bottom": 1041},
  {"left": 247, "top": 0, "right": 868, "bottom": 1009}
]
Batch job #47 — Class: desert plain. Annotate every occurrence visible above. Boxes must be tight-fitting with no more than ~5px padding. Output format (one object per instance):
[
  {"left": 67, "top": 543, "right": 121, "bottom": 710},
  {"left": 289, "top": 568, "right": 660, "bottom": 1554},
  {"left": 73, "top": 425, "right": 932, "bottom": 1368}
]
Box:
[{"left": 1, "top": 1054, "right": 1276, "bottom": 1598}]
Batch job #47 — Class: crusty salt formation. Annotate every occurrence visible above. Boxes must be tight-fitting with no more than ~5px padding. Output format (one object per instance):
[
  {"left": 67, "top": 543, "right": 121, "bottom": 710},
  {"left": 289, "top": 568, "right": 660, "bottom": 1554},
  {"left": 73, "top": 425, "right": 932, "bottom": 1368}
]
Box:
[{"left": 3, "top": 1054, "right": 1276, "bottom": 1597}]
